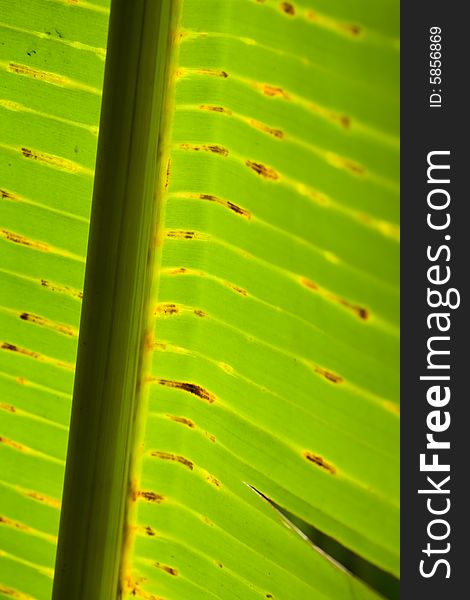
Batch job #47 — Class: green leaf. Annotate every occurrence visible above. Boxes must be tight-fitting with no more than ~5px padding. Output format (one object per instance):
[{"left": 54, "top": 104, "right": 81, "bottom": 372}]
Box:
[
  {"left": 0, "top": 0, "right": 110, "bottom": 598},
  {"left": 0, "top": 0, "right": 399, "bottom": 599},
  {"left": 119, "top": 3, "right": 399, "bottom": 598}
]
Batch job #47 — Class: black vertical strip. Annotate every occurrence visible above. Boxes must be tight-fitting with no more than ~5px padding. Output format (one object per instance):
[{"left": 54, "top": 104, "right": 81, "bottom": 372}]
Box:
[{"left": 401, "top": 3, "right": 469, "bottom": 597}]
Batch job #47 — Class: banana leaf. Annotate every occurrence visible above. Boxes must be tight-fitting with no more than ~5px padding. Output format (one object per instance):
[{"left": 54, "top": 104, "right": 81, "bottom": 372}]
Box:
[{"left": 0, "top": 0, "right": 399, "bottom": 598}]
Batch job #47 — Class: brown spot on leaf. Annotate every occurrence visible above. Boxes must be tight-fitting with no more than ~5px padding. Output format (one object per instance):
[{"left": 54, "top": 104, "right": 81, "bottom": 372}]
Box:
[
  {"left": 154, "top": 562, "right": 178, "bottom": 576},
  {"left": 314, "top": 366, "right": 343, "bottom": 384},
  {"left": 206, "top": 474, "right": 221, "bottom": 487},
  {"left": 40, "top": 279, "right": 83, "bottom": 299},
  {"left": 227, "top": 283, "right": 248, "bottom": 296},
  {"left": 343, "top": 160, "right": 364, "bottom": 175},
  {"left": 200, "top": 104, "right": 232, "bottom": 115},
  {"left": 339, "top": 115, "right": 351, "bottom": 129},
  {"left": 1, "top": 189, "right": 17, "bottom": 200},
  {"left": 1, "top": 342, "right": 38, "bottom": 359},
  {"left": 0, "top": 403, "right": 16, "bottom": 413},
  {"left": 18, "top": 311, "right": 76, "bottom": 336},
  {"left": 300, "top": 277, "right": 319, "bottom": 291},
  {"left": 157, "top": 379, "right": 216, "bottom": 403},
  {"left": 194, "top": 309, "right": 206, "bottom": 318},
  {"left": 226, "top": 200, "right": 251, "bottom": 218},
  {"left": 8, "top": 62, "right": 67, "bottom": 87},
  {"left": 0, "top": 516, "right": 57, "bottom": 543},
  {"left": 0, "top": 584, "right": 33, "bottom": 599},
  {"left": 166, "top": 230, "right": 197, "bottom": 240},
  {"left": 250, "top": 120, "right": 284, "bottom": 139},
  {"left": 301, "top": 276, "right": 369, "bottom": 321},
  {"left": 258, "top": 84, "right": 289, "bottom": 100},
  {"left": 138, "top": 491, "right": 165, "bottom": 503},
  {"left": 0, "top": 436, "right": 25, "bottom": 452},
  {"left": 205, "top": 432, "right": 216, "bottom": 443},
  {"left": 166, "top": 267, "right": 188, "bottom": 275},
  {"left": 280, "top": 2, "right": 295, "bottom": 15},
  {"left": 208, "top": 144, "right": 228, "bottom": 156},
  {"left": 25, "top": 491, "right": 60, "bottom": 508},
  {"left": 199, "top": 193, "right": 251, "bottom": 219},
  {"left": 151, "top": 451, "right": 194, "bottom": 470},
  {"left": 145, "top": 526, "right": 156, "bottom": 536},
  {"left": 216, "top": 561, "right": 224, "bottom": 568},
  {"left": 304, "top": 451, "right": 336, "bottom": 474},
  {"left": 167, "top": 415, "right": 195, "bottom": 429},
  {"left": 156, "top": 303, "right": 179, "bottom": 316},
  {"left": 165, "top": 159, "right": 170, "bottom": 190},
  {"left": 180, "top": 143, "right": 229, "bottom": 157},
  {"left": 0, "top": 516, "right": 28, "bottom": 531},
  {"left": 177, "top": 67, "right": 227, "bottom": 80},
  {"left": 342, "top": 23, "right": 362, "bottom": 36},
  {"left": 123, "top": 574, "right": 145, "bottom": 598},
  {"left": 1, "top": 342, "right": 73, "bottom": 371},
  {"left": 20, "top": 147, "right": 81, "bottom": 173},
  {"left": 1, "top": 229, "right": 49, "bottom": 252},
  {"left": 337, "top": 298, "right": 369, "bottom": 320},
  {"left": 198, "top": 68, "right": 228, "bottom": 78},
  {"left": 246, "top": 160, "right": 279, "bottom": 180}
]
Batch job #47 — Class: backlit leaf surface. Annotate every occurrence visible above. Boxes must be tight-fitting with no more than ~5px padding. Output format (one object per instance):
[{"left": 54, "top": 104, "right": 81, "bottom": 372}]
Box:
[{"left": 0, "top": 1, "right": 399, "bottom": 598}]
